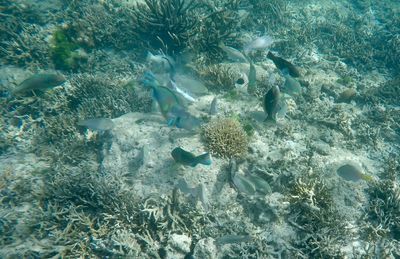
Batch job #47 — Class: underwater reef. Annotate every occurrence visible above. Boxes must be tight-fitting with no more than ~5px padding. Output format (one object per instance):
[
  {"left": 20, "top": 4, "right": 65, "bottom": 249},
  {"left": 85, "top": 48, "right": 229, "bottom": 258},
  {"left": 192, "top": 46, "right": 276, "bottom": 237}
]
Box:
[{"left": 1, "top": 0, "right": 400, "bottom": 258}]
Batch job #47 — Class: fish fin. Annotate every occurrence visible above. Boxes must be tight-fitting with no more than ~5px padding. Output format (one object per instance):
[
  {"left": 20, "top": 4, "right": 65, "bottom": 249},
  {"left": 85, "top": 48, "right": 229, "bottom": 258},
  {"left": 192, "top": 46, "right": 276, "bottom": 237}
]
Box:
[
  {"left": 196, "top": 152, "right": 212, "bottom": 166},
  {"left": 361, "top": 174, "right": 373, "bottom": 182},
  {"left": 146, "top": 51, "right": 154, "bottom": 62}
]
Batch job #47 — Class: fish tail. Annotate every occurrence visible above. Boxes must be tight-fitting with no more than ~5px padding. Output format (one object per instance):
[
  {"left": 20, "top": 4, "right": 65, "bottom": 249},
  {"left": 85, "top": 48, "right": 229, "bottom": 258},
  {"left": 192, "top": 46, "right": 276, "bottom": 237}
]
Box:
[
  {"left": 195, "top": 152, "right": 212, "bottom": 166},
  {"left": 361, "top": 174, "right": 373, "bottom": 182}
]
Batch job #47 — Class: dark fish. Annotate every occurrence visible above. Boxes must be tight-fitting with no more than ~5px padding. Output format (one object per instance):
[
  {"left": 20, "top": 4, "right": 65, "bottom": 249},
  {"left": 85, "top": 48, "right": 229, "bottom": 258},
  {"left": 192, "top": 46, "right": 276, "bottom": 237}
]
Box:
[
  {"left": 267, "top": 51, "right": 301, "bottom": 78},
  {"left": 263, "top": 85, "right": 281, "bottom": 122},
  {"left": 77, "top": 118, "right": 115, "bottom": 131},
  {"left": 13, "top": 73, "right": 66, "bottom": 94},
  {"left": 171, "top": 147, "right": 211, "bottom": 167}
]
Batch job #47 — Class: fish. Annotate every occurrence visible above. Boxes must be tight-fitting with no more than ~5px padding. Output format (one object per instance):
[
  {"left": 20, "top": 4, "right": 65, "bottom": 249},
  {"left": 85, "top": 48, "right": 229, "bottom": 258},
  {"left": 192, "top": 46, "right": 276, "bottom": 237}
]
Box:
[
  {"left": 141, "top": 71, "right": 182, "bottom": 117},
  {"left": 146, "top": 51, "right": 175, "bottom": 77},
  {"left": 219, "top": 43, "right": 248, "bottom": 63},
  {"left": 247, "top": 60, "right": 257, "bottom": 94},
  {"left": 243, "top": 35, "right": 274, "bottom": 54},
  {"left": 215, "top": 235, "right": 252, "bottom": 245},
  {"left": 77, "top": 118, "right": 115, "bottom": 131},
  {"left": 263, "top": 85, "right": 281, "bottom": 122},
  {"left": 167, "top": 107, "right": 202, "bottom": 131},
  {"left": 336, "top": 163, "right": 373, "bottom": 182},
  {"left": 210, "top": 97, "right": 218, "bottom": 115},
  {"left": 267, "top": 51, "right": 301, "bottom": 78},
  {"left": 171, "top": 147, "right": 211, "bottom": 167},
  {"left": 282, "top": 73, "right": 301, "bottom": 96},
  {"left": 232, "top": 174, "right": 256, "bottom": 195},
  {"left": 168, "top": 80, "right": 196, "bottom": 102},
  {"left": 13, "top": 73, "right": 66, "bottom": 94},
  {"left": 176, "top": 179, "right": 208, "bottom": 210},
  {"left": 174, "top": 74, "right": 208, "bottom": 96}
]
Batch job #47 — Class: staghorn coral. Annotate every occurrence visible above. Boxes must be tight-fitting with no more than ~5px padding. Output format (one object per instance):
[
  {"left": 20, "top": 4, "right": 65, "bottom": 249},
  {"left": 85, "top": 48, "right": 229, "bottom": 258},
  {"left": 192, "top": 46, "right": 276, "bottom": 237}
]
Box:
[
  {"left": 189, "top": 0, "right": 243, "bottom": 62},
  {"left": 131, "top": 0, "right": 198, "bottom": 54},
  {"left": 201, "top": 117, "right": 248, "bottom": 158},
  {"left": 287, "top": 175, "right": 348, "bottom": 258},
  {"left": 60, "top": 1, "right": 138, "bottom": 51}
]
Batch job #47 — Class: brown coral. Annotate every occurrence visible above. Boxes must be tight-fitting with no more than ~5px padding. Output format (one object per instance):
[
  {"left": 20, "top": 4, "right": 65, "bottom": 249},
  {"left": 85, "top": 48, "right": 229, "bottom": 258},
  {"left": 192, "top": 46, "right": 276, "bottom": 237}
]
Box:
[{"left": 201, "top": 118, "right": 248, "bottom": 158}]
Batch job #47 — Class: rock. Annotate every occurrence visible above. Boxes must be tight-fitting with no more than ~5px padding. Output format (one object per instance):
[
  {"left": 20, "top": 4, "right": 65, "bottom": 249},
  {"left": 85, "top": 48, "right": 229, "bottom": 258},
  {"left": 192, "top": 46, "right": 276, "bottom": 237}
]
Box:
[
  {"left": 165, "top": 234, "right": 192, "bottom": 259},
  {"left": 193, "top": 238, "right": 218, "bottom": 259}
]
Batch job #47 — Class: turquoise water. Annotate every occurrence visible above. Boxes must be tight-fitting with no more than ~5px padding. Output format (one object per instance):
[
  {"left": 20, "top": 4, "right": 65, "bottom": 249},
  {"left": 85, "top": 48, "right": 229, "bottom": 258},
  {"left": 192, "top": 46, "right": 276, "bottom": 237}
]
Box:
[{"left": 0, "top": 0, "right": 399, "bottom": 258}]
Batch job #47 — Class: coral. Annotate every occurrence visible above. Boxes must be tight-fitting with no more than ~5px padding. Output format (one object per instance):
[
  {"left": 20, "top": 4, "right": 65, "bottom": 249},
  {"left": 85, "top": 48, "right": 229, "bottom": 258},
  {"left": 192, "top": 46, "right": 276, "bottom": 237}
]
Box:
[
  {"left": 245, "top": 0, "right": 288, "bottom": 30},
  {"left": 195, "top": 63, "right": 238, "bottom": 92},
  {"left": 0, "top": 23, "right": 51, "bottom": 68},
  {"left": 190, "top": 0, "right": 243, "bottom": 62},
  {"left": 287, "top": 175, "right": 348, "bottom": 257},
  {"left": 201, "top": 117, "right": 249, "bottom": 158},
  {"left": 61, "top": 1, "right": 138, "bottom": 51},
  {"left": 360, "top": 154, "right": 400, "bottom": 257},
  {"left": 50, "top": 27, "right": 81, "bottom": 71},
  {"left": 131, "top": 0, "right": 198, "bottom": 54}
]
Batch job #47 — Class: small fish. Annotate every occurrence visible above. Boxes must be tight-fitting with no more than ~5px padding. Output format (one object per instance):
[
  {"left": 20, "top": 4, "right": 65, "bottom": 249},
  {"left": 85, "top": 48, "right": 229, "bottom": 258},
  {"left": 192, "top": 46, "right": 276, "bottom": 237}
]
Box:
[
  {"left": 247, "top": 60, "right": 257, "bottom": 94},
  {"left": 232, "top": 174, "right": 256, "bottom": 195},
  {"left": 215, "top": 235, "right": 252, "bottom": 245},
  {"left": 141, "top": 72, "right": 182, "bottom": 118},
  {"left": 263, "top": 85, "right": 281, "bottom": 122},
  {"left": 146, "top": 51, "right": 175, "bottom": 76},
  {"left": 219, "top": 43, "right": 248, "bottom": 63},
  {"left": 171, "top": 147, "right": 211, "bottom": 167},
  {"left": 337, "top": 163, "right": 373, "bottom": 182},
  {"left": 267, "top": 51, "right": 301, "bottom": 78},
  {"left": 210, "top": 97, "right": 218, "bottom": 115},
  {"left": 174, "top": 74, "right": 208, "bottom": 96},
  {"left": 243, "top": 35, "right": 274, "bottom": 54},
  {"left": 13, "top": 73, "right": 66, "bottom": 94},
  {"left": 177, "top": 179, "right": 208, "bottom": 210},
  {"left": 247, "top": 175, "right": 272, "bottom": 195},
  {"left": 282, "top": 74, "right": 301, "bottom": 96},
  {"left": 77, "top": 118, "right": 115, "bottom": 131}
]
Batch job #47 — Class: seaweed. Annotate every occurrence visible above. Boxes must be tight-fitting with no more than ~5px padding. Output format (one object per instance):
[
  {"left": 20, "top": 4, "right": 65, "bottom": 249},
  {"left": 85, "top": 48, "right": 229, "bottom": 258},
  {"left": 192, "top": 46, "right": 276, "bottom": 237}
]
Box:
[{"left": 50, "top": 28, "right": 80, "bottom": 71}]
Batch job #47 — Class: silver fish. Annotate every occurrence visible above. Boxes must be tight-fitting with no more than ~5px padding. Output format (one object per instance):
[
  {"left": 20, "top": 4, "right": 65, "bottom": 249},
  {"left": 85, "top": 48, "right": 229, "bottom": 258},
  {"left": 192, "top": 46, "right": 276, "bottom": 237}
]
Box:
[
  {"left": 77, "top": 118, "right": 115, "bottom": 131},
  {"left": 210, "top": 97, "right": 218, "bottom": 115},
  {"left": 244, "top": 35, "right": 274, "bottom": 54},
  {"left": 219, "top": 43, "right": 248, "bottom": 63},
  {"left": 247, "top": 60, "right": 256, "bottom": 94},
  {"left": 282, "top": 74, "right": 301, "bottom": 96}
]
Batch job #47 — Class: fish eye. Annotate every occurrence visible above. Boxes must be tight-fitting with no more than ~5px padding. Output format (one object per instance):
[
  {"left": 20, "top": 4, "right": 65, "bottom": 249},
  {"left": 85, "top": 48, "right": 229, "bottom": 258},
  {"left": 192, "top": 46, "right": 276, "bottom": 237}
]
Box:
[{"left": 236, "top": 78, "right": 245, "bottom": 85}]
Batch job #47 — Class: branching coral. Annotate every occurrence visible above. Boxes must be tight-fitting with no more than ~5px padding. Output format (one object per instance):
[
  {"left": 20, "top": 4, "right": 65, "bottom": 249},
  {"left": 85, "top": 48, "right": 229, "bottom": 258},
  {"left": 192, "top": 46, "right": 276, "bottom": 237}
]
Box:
[
  {"left": 131, "top": 0, "right": 198, "bottom": 54},
  {"left": 189, "top": 0, "right": 243, "bottom": 61},
  {"left": 61, "top": 1, "right": 138, "bottom": 51},
  {"left": 363, "top": 155, "right": 400, "bottom": 245},
  {"left": 201, "top": 117, "right": 248, "bottom": 158},
  {"left": 287, "top": 175, "right": 348, "bottom": 257}
]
